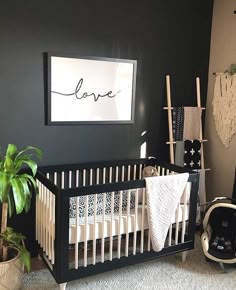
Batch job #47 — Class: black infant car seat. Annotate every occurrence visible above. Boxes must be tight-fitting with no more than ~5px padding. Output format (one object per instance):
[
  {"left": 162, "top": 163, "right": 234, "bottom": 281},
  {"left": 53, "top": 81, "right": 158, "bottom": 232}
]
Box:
[{"left": 201, "top": 197, "right": 236, "bottom": 268}]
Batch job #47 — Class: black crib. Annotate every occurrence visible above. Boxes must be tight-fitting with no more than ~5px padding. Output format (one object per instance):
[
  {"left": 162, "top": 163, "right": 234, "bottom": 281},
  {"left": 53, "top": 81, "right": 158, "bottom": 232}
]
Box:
[{"left": 35, "top": 157, "right": 199, "bottom": 289}]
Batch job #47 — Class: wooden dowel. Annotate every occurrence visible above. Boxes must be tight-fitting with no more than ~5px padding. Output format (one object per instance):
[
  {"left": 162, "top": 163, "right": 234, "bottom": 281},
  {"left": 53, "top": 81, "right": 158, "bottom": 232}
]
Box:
[
  {"left": 166, "top": 75, "right": 175, "bottom": 164},
  {"left": 196, "top": 77, "right": 205, "bottom": 169}
]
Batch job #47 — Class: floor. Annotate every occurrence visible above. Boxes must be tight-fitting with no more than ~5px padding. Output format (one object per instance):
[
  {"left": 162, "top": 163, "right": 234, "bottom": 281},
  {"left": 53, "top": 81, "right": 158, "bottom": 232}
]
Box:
[{"left": 31, "top": 256, "right": 46, "bottom": 271}]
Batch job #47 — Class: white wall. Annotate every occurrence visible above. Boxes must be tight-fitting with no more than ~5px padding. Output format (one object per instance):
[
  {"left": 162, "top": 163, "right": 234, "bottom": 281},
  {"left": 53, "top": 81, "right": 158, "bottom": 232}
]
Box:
[{"left": 205, "top": 0, "right": 236, "bottom": 200}]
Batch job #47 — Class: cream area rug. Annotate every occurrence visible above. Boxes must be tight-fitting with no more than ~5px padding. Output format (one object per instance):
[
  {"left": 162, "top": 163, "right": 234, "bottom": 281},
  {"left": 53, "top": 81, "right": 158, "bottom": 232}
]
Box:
[{"left": 22, "top": 235, "right": 236, "bottom": 290}]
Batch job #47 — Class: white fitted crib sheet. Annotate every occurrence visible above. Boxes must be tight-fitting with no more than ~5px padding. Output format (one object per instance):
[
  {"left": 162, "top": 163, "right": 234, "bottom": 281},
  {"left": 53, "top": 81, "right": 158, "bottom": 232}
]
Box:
[{"left": 69, "top": 204, "right": 189, "bottom": 244}]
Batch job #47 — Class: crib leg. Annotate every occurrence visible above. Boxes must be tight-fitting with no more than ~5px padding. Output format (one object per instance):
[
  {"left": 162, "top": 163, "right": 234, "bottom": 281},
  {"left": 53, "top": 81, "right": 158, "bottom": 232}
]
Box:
[
  {"left": 59, "top": 282, "right": 67, "bottom": 290},
  {"left": 181, "top": 251, "right": 187, "bottom": 263}
]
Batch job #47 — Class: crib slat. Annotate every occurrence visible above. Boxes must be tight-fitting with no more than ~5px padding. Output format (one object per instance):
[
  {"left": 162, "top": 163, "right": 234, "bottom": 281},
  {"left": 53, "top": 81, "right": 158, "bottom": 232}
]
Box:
[
  {"left": 38, "top": 181, "right": 42, "bottom": 246},
  {"left": 68, "top": 170, "right": 72, "bottom": 265},
  {"left": 175, "top": 203, "right": 180, "bottom": 244},
  {"left": 90, "top": 168, "right": 93, "bottom": 185},
  {"left": 75, "top": 170, "right": 79, "bottom": 270},
  {"left": 139, "top": 164, "right": 142, "bottom": 179},
  {"left": 133, "top": 189, "right": 138, "bottom": 255},
  {"left": 46, "top": 173, "right": 50, "bottom": 260},
  {"left": 45, "top": 184, "right": 49, "bottom": 255},
  {"left": 52, "top": 172, "right": 57, "bottom": 265},
  {"left": 60, "top": 170, "right": 65, "bottom": 263},
  {"left": 93, "top": 194, "right": 97, "bottom": 265},
  {"left": 101, "top": 192, "right": 106, "bottom": 263},
  {"left": 115, "top": 166, "right": 119, "bottom": 182},
  {"left": 54, "top": 172, "right": 57, "bottom": 186},
  {"left": 161, "top": 167, "right": 165, "bottom": 176},
  {"left": 76, "top": 170, "right": 79, "bottom": 187},
  {"left": 83, "top": 169, "right": 86, "bottom": 186},
  {"left": 40, "top": 182, "right": 43, "bottom": 250},
  {"left": 83, "top": 169, "right": 88, "bottom": 267},
  {"left": 61, "top": 171, "right": 65, "bottom": 189},
  {"left": 69, "top": 170, "right": 72, "bottom": 187},
  {"left": 125, "top": 190, "right": 131, "bottom": 257},
  {"left": 118, "top": 190, "right": 123, "bottom": 259},
  {"left": 75, "top": 195, "right": 80, "bottom": 270},
  {"left": 168, "top": 224, "right": 172, "bottom": 246},
  {"left": 84, "top": 195, "right": 88, "bottom": 267},
  {"left": 48, "top": 189, "right": 52, "bottom": 260},
  {"left": 103, "top": 167, "right": 106, "bottom": 184},
  {"left": 109, "top": 191, "right": 114, "bottom": 261},
  {"left": 109, "top": 167, "right": 112, "bottom": 183},
  {"left": 157, "top": 166, "right": 161, "bottom": 176},
  {"left": 41, "top": 182, "right": 45, "bottom": 250},
  {"left": 89, "top": 169, "right": 96, "bottom": 266},
  {"left": 147, "top": 228, "right": 151, "bottom": 251},
  {"left": 127, "top": 165, "right": 131, "bottom": 181},
  {"left": 52, "top": 194, "right": 55, "bottom": 264},
  {"left": 133, "top": 164, "right": 137, "bottom": 180},
  {"left": 181, "top": 184, "right": 188, "bottom": 243},
  {"left": 96, "top": 168, "right": 100, "bottom": 184},
  {"left": 69, "top": 170, "right": 77, "bottom": 269},
  {"left": 122, "top": 166, "right": 125, "bottom": 181},
  {"left": 35, "top": 180, "right": 38, "bottom": 243},
  {"left": 35, "top": 180, "right": 40, "bottom": 242},
  {"left": 140, "top": 188, "right": 145, "bottom": 253},
  {"left": 42, "top": 182, "right": 46, "bottom": 252}
]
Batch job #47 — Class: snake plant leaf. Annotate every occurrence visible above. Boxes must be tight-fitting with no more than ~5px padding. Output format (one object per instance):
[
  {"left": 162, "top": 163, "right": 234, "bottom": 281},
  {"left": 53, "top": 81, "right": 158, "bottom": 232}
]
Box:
[
  {"left": 6, "top": 144, "right": 18, "bottom": 159},
  {"left": 0, "top": 172, "right": 11, "bottom": 202},
  {"left": 11, "top": 177, "right": 26, "bottom": 214},
  {"left": 16, "top": 146, "right": 42, "bottom": 160}
]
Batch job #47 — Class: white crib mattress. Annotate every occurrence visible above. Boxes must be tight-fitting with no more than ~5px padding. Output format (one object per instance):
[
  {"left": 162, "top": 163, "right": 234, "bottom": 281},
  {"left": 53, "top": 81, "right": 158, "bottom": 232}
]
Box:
[{"left": 69, "top": 204, "right": 189, "bottom": 244}]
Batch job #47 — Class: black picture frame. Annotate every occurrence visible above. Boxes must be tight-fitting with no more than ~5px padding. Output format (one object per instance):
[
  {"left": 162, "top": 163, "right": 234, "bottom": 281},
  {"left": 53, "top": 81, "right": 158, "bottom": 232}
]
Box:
[{"left": 46, "top": 53, "right": 137, "bottom": 125}]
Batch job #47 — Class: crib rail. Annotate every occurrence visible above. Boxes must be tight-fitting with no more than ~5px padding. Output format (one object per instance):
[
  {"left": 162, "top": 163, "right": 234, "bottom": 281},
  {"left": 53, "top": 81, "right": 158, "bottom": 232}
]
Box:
[{"left": 35, "top": 157, "right": 199, "bottom": 284}]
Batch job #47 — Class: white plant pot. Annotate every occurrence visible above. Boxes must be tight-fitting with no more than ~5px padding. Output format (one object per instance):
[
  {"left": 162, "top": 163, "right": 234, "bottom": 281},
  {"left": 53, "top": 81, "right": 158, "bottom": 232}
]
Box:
[{"left": 0, "top": 247, "right": 23, "bottom": 290}]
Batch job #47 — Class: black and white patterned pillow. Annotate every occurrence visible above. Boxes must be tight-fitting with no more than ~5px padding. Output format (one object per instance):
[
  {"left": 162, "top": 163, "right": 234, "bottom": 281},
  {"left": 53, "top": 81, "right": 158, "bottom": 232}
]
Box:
[{"left": 69, "top": 191, "right": 135, "bottom": 219}]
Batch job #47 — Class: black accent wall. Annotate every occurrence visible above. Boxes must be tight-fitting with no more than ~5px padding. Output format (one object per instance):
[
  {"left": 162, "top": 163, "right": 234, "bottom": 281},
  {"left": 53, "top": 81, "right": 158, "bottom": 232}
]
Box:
[{"left": 0, "top": 0, "right": 214, "bottom": 253}]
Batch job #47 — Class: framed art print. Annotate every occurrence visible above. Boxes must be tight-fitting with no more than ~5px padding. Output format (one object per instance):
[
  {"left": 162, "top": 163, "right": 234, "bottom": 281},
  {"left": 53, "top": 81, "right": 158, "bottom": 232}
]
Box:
[{"left": 47, "top": 53, "right": 137, "bottom": 125}]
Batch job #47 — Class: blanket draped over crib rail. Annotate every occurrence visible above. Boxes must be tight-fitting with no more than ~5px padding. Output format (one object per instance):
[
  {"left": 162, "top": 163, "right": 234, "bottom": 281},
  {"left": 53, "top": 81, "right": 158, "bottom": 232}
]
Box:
[
  {"left": 212, "top": 73, "right": 236, "bottom": 148},
  {"left": 145, "top": 173, "right": 189, "bottom": 252}
]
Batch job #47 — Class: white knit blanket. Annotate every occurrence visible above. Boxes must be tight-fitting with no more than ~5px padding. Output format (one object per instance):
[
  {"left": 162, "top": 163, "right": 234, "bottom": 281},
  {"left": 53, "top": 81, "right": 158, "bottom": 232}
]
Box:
[{"left": 145, "top": 173, "right": 189, "bottom": 252}]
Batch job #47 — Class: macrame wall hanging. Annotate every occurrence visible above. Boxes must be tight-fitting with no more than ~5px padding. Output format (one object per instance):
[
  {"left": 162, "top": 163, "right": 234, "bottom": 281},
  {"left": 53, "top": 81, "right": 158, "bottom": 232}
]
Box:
[{"left": 212, "top": 72, "right": 236, "bottom": 148}]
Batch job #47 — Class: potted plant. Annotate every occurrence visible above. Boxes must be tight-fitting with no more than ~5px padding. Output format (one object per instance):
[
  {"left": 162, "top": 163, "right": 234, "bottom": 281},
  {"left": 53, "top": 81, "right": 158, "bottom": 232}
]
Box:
[{"left": 0, "top": 144, "right": 42, "bottom": 289}]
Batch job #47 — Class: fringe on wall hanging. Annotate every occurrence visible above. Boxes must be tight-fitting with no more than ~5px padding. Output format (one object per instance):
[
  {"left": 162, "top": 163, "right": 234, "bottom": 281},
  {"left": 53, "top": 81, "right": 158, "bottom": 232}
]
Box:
[{"left": 212, "top": 73, "right": 236, "bottom": 148}]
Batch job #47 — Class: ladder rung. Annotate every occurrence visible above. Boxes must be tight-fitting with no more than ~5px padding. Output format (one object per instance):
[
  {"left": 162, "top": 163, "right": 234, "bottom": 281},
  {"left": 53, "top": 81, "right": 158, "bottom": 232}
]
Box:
[{"left": 163, "top": 106, "right": 206, "bottom": 110}]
